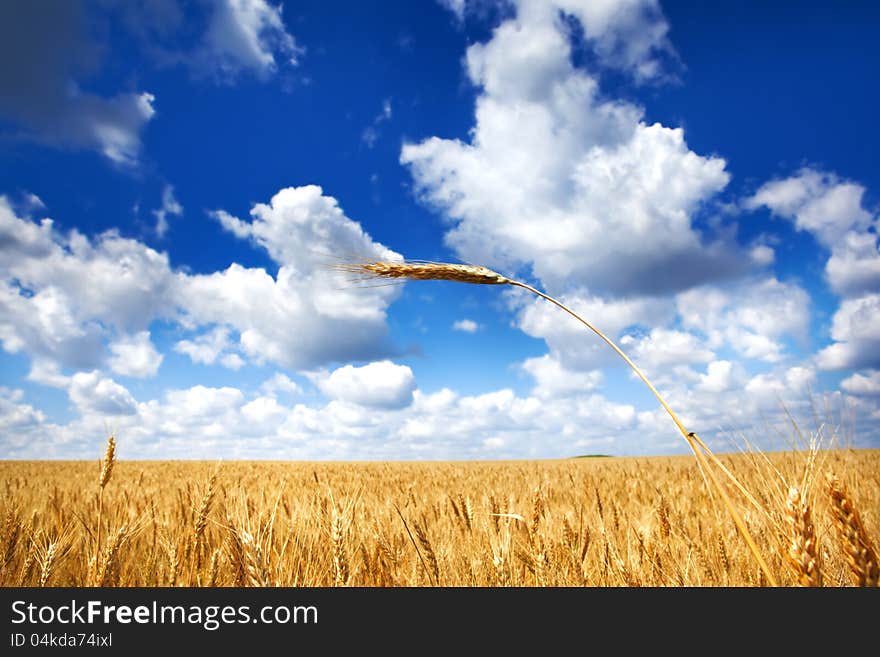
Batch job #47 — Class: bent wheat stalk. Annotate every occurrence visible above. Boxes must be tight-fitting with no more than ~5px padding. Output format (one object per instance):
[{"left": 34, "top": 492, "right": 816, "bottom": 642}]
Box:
[{"left": 338, "top": 258, "right": 777, "bottom": 585}]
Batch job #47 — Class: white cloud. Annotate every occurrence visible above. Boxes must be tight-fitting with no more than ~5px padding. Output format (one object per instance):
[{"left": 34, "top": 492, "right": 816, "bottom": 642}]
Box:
[
  {"left": 452, "top": 319, "right": 480, "bottom": 333},
  {"left": 746, "top": 169, "right": 874, "bottom": 247},
  {"left": 747, "top": 168, "right": 879, "bottom": 296},
  {"left": 68, "top": 371, "right": 138, "bottom": 416},
  {"left": 824, "top": 230, "right": 880, "bottom": 298},
  {"left": 362, "top": 98, "right": 393, "bottom": 148},
  {"left": 749, "top": 244, "right": 775, "bottom": 266},
  {"left": 174, "top": 326, "right": 239, "bottom": 367},
  {"left": 26, "top": 359, "right": 70, "bottom": 388},
  {"left": 164, "top": 385, "right": 244, "bottom": 415},
  {"left": 677, "top": 278, "right": 810, "bottom": 363},
  {"left": 316, "top": 361, "right": 416, "bottom": 410},
  {"left": 23, "top": 193, "right": 46, "bottom": 211},
  {"left": 444, "top": 1, "right": 677, "bottom": 80},
  {"left": 153, "top": 185, "right": 183, "bottom": 237},
  {"left": 108, "top": 331, "right": 163, "bottom": 378},
  {"left": 0, "top": 387, "right": 46, "bottom": 432},
  {"left": 0, "top": 187, "right": 402, "bottom": 376},
  {"left": 620, "top": 328, "right": 715, "bottom": 369},
  {"left": 220, "top": 353, "right": 245, "bottom": 370},
  {"left": 483, "top": 436, "right": 505, "bottom": 449},
  {"left": 516, "top": 289, "right": 675, "bottom": 369},
  {"left": 816, "top": 294, "right": 880, "bottom": 370},
  {"left": 210, "top": 185, "right": 400, "bottom": 273},
  {"left": 521, "top": 353, "right": 602, "bottom": 398},
  {"left": 696, "top": 360, "right": 745, "bottom": 393},
  {"left": 552, "top": 0, "right": 677, "bottom": 81},
  {"left": 241, "top": 395, "right": 287, "bottom": 427},
  {"left": 841, "top": 370, "right": 880, "bottom": 396},
  {"left": 402, "top": 0, "right": 741, "bottom": 297},
  {"left": 748, "top": 168, "right": 879, "bottom": 375},
  {"left": 744, "top": 366, "right": 817, "bottom": 408},
  {"left": 260, "top": 372, "right": 302, "bottom": 397},
  {"left": 0, "top": 197, "right": 175, "bottom": 370},
  {"left": 195, "top": 186, "right": 403, "bottom": 369},
  {"left": 438, "top": 0, "right": 467, "bottom": 22},
  {"left": 2, "top": 366, "right": 873, "bottom": 460},
  {"left": 198, "top": 0, "right": 302, "bottom": 80}
]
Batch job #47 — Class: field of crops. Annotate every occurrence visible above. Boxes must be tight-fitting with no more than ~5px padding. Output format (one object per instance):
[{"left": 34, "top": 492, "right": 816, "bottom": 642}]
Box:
[{"left": 1, "top": 444, "right": 877, "bottom": 587}]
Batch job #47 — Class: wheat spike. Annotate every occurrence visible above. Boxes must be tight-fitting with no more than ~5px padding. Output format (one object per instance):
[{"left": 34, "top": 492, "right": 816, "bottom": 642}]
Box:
[
  {"left": 207, "top": 548, "right": 221, "bottom": 587},
  {"left": 657, "top": 497, "right": 671, "bottom": 541},
  {"left": 336, "top": 259, "right": 510, "bottom": 285},
  {"left": 97, "top": 526, "right": 129, "bottom": 587},
  {"left": 1, "top": 507, "right": 21, "bottom": 579},
  {"left": 39, "top": 542, "right": 58, "bottom": 587},
  {"left": 194, "top": 470, "right": 217, "bottom": 545},
  {"left": 167, "top": 543, "right": 179, "bottom": 587},
  {"left": 413, "top": 521, "right": 439, "bottom": 585},
  {"left": 238, "top": 530, "right": 270, "bottom": 587},
  {"left": 99, "top": 435, "right": 116, "bottom": 490},
  {"left": 784, "top": 487, "right": 822, "bottom": 587},
  {"left": 826, "top": 472, "right": 879, "bottom": 587},
  {"left": 331, "top": 509, "right": 349, "bottom": 587}
]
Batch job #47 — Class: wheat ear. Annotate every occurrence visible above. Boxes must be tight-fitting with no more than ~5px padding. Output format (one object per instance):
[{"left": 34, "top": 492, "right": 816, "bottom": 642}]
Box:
[
  {"left": 95, "top": 435, "right": 116, "bottom": 568},
  {"left": 826, "top": 472, "right": 879, "bottom": 587},
  {"left": 784, "top": 487, "right": 822, "bottom": 587}
]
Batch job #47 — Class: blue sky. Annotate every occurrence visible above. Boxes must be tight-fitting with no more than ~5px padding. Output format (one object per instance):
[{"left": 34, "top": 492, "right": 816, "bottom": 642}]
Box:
[{"left": 1, "top": 0, "right": 878, "bottom": 460}]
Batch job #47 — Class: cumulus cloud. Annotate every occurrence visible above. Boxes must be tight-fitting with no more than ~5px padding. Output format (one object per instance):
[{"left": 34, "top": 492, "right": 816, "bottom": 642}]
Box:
[
  {"left": 362, "top": 98, "right": 393, "bottom": 148},
  {"left": 197, "top": 0, "right": 302, "bottom": 81},
  {"left": 521, "top": 353, "right": 602, "bottom": 398},
  {"left": 68, "top": 371, "right": 138, "bottom": 416},
  {"left": 747, "top": 168, "right": 879, "bottom": 375},
  {"left": 0, "top": 1, "right": 156, "bottom": 165},
  {"left": 747, "top": 168, "right": 879, "bottom": 297},
  {"left": 816, "top": 294, "right": 880, "bottom": 370},
  {"left": 196, "top": 186, "right": 403, "bottom": 369},
  {"left": 676, "top": 278, "right": 810, "bottom": 363},
  {"left": 174, "top": 326, "right": 241, "bottom": 368},
  {"left": 0, "top": 197, "right": 174, "bottom": 370},
  {"left": 440, "top": 0, "right": 676, "bottom": 80},
  {"left": 1, "top": 360, "right": 870, "bottom": 460},
  {"left": 1, "top": 186, "right": 402, "bottom": 378},
  {"left": 438, "top": 0, "right": 467, "bottom": 22},
  {"left": 0, "top": 387, "right": 46, "bottom": 433},
  {"left": 153, "top": 185, "right": 183, "bottom": 238},
  {"left": 260, "top": 372, "right": 302, "bottom": 397},
  {"left": 516, "top": 289, "right": 675, "bottom": 369},
  {"left": 746, "top": 169, "right": 874, "bottom": 247},
  {"left": 620, "top": 328, "right": 715, "bottom": 369},
  {"left": 452, "top": 319, "right": 480, "bottom": 333},
  {"left": 315, "top": 361, "right": 417, "bottom": 410},
  {"left": 552, "top": 0, "right": 678, "bottom": 81},
  {"left": 402, "top": 0, "right": 741, "bottom": 296},
  {"left": 696, "top": 360, "right": 745, "bottom": 394},
  {"left": 744, "top": 366, "right": 816, "bottom": 408},
  {"left": 108, "top": 331, "right": 163, "bottom": 378},
  {"left": 841, "top": 370, "right": 880, "bottom": 396}
]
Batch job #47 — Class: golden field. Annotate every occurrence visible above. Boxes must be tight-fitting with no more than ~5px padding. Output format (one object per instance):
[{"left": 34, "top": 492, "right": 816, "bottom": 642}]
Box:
[{"left": 1, "top": 447, "right": 877, "bottom": 587}]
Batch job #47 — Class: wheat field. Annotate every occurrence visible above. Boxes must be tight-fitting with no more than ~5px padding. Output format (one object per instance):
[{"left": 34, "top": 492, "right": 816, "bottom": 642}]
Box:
[{"left": 1, "top": 440, "right": 877, "bottom": 587}]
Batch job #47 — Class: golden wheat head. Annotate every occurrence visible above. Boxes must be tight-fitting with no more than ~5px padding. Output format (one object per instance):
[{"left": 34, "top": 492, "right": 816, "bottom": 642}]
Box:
[
  {"left": 99, "top": 435, "right": 116, "bottom": 490},
  {"left": 336, "top": 259, "right": 510, "bottom": 285},
  {"left": 825, "top": 472, "right": 879, "bottom": 587},
  {"left": 784, "top": 486, "right": 822, "bottom": 587}
]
